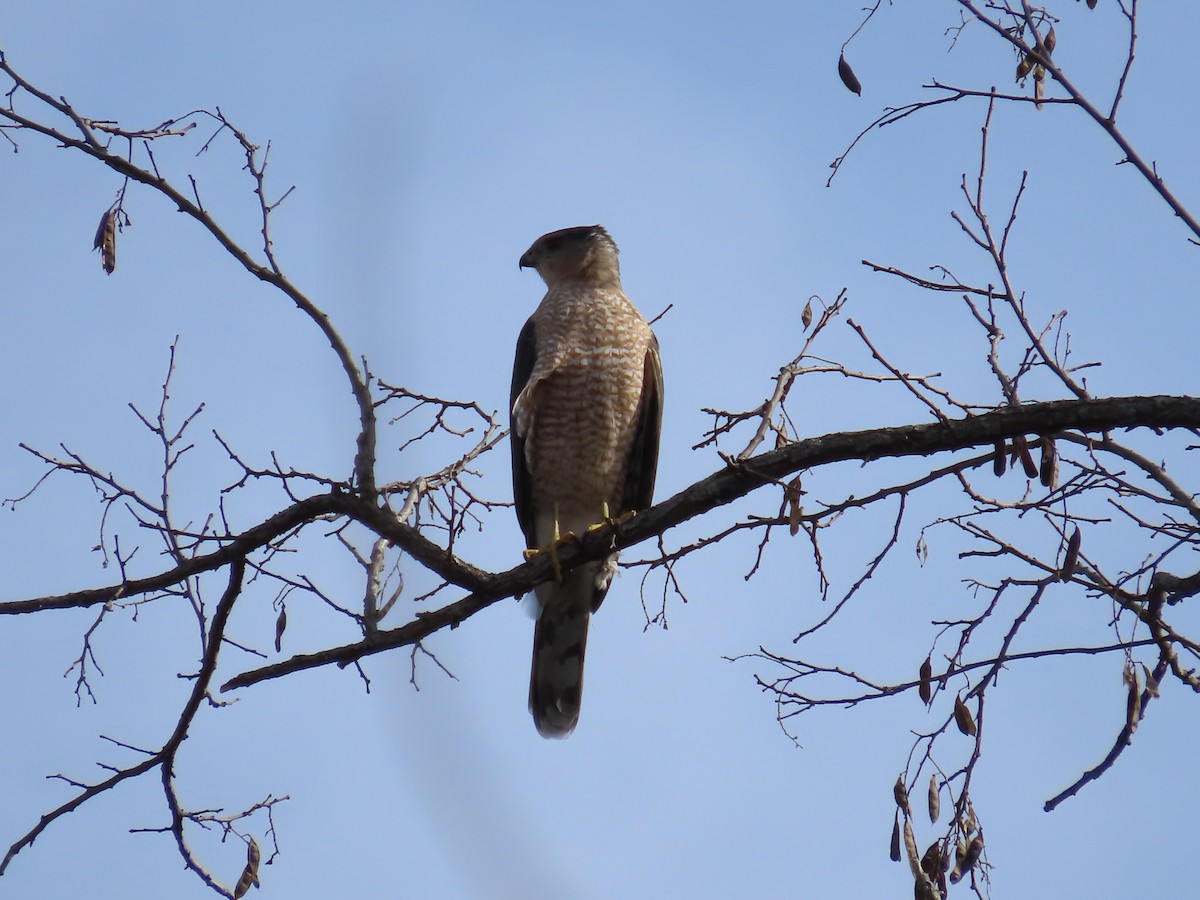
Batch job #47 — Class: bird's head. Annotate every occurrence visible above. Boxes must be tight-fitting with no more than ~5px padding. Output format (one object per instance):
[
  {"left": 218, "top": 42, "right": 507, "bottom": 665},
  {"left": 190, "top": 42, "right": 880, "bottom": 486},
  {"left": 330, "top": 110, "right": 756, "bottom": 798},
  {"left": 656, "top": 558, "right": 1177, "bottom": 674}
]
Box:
[{"left": 519, "top": 225, "right": 621, "bottom": 288}]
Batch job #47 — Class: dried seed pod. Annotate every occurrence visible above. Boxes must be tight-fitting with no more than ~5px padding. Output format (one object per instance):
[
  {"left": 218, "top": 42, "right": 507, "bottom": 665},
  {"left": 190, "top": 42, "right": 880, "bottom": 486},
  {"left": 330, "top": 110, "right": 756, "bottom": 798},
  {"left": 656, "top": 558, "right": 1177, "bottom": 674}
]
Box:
[
  {"left": 992, "top": 439, "right": 1007, "bottom": 476},
  {"left": 93, "top": 208, "right": 117, "bottom": 274},
  {"left": 1039, "top": 437, "right": 1058, "bottom": 489},
  {"left": 921, "top": 840, "right": 944, "bottom": 884},
  {"left": 950, "top": 836, "right": 984, "bottom": 883},
  {"left": 914, "top": 873, "right": 938, "bottom": 900},
  {"left": 1013, "top": 435, "right": 1038, "bottom": 478},
  {"left": 1034, "top": 65, "right": 1046, "bottom": 109},
  {"left": 274, "top": 604, "right": 288, "bottom": 653},
  {"left": 801, "top": 298, "right": 813, "bottom": 330},
  {"left": 1143, "top": 664, "right": 1161, "bottom": 699},
  {"left": 1015, "top": 53, "right": 1033, "bottom": 81},
  {"left": 838, "top": 52, "right": 862, "bottom": 96},
  {"left": 1044, "top": 25, "right": 1057, "bottom": 56},
  {"left": 890, "top": 812, "right": 902, "bottom": 862},
  {"left": 1126, "top": 666, "right": 1142, "bottom": 735},
  {"left": 1060, "top": 527, "right": 1081, "bottom": 581},
  {"left": 894, "top": 774, "right": 912, "bottom": 818},
  {"left": 953, "top": 695, "right": 977, "bottom": 736},
  {"left": 785, "top": 476, "right": 803, "bottom": 536},
  {"left": 903, "top": 817, "right": 921, "bottom": 880},
  {"left": 233, "top": 837, "right": 261, "bottom": 899},
  {"left": 919, "top": 656, "right": 933, "bottom": 705},
  {"left": 927, "top": 774, "right": 940, "bottom": 824},
  {"left": 1087, "top": 0, "right": 1097, "bottom": 7}
]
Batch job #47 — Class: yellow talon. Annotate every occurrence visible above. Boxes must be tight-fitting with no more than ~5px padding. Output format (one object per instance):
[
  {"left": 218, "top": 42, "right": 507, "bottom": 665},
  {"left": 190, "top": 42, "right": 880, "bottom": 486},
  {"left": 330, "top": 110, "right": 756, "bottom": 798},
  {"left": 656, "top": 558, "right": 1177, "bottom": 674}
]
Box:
[
  {"left": 585, "top": 500, "right": 635, "bottom": 534},
  {"left": 523, "top": 508, "right": 572, "bottom": 583}
]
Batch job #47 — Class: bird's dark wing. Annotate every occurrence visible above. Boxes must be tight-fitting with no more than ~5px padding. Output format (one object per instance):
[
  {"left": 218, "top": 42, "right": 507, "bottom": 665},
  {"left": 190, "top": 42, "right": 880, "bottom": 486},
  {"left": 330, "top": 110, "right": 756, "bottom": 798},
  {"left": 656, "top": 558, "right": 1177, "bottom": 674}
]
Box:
[
  {"left": 622, "top": 334, "right": 664, "bottom": 514},
  {"left": 510, "top": 315, "right": 538, "bottom": 548}
]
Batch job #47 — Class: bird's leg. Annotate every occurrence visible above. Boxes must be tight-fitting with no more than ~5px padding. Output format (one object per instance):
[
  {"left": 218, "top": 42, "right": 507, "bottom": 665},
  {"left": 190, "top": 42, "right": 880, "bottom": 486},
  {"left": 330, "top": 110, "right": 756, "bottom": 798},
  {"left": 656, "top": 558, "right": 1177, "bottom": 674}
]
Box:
[
  {"left": 585, "top": 500, "right": 635, "bottom": 535},
  {"left": 522, "top": 505, "right": 572, "bottom": 583}
]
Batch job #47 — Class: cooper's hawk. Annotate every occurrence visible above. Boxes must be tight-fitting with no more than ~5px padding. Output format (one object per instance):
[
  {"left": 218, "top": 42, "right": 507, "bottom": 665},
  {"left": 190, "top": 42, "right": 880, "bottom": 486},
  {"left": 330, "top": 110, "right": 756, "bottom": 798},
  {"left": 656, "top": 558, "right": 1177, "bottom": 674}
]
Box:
[{"left": 511, "top": 225, "right": 663, "bottom": 737}]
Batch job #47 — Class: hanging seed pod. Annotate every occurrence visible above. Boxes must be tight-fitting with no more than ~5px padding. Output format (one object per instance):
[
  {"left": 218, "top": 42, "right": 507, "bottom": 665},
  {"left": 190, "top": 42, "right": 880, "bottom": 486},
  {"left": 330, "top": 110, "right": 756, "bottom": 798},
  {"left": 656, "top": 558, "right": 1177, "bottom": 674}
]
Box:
[
  {"left": 914, "top": 873, "right": 938, "bottom": 900},
  {"left": 950, "top": 836, "right": 984, "bottom": 883},
  {"left": 1039, "top": 437, "right": 1058, "bottom": 489},
  {"left": 890, "top": 812, "right": 902, "bottom": 862},
  {"left": 921, "top": 840, "right": 944, "bottom": 885},
  {"left": 233, "top": 837, "right": 261, "bottom": 899},
  {"left": 1060, "top": 527, "right": 1081, "bottom": 581},
  {"left": 1143, "top": 664, "right": 1161, "bottom": 699},
  {"left": 1013, "top": 435, "right": 1038, "bottom": 478},
  {"left": 1034, "top": 65, "right": 1046, "bottom": 109},
  {"left": 919, "top": 656, "right": 933, "bottom": 705},
  {"left": 1016, "top": 53, "right": 1033, "bottom": 81},
  {"left": 838, "top": 52, "right": 863, "bottom": 96},
  {"left": 927, "top": 774, "right": 940, "bottom": 823},
  {"left": 785, "top": 476, "right": 803, "bottom": 536},
  {"left": 274, "top": 604, "right": 288, "bottom": 653},
  {"left": 903, "top": 818, "right": 921, "bottom": 880},
  {"left": 1126, "top": 666, "right": 1142, "bottom": 735},
  {"left": 992, "top": 439, "right": 1007, "bottom": 476},
  {"left": 93, "top": 208, "right": 117, "bottom": 274},
  {"left": 801, "top": 298, "right": 814, "bottom": 330},
  {"left": 1044, "top": 25, "right": 1057, "bottom": 56},
  {"left": 894, "top": 774, "right": 912, "bottom": 818},
  {"left": 953, "top": 695, "right": 977, "bottom": 736}
]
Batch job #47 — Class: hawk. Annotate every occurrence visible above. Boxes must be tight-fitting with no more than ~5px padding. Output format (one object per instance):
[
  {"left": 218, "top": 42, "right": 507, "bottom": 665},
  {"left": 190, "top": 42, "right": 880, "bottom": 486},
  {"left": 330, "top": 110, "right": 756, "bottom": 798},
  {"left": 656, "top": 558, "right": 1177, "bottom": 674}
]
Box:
[{"left": 511, "top": 225, "right": 664, "bottom": 737}]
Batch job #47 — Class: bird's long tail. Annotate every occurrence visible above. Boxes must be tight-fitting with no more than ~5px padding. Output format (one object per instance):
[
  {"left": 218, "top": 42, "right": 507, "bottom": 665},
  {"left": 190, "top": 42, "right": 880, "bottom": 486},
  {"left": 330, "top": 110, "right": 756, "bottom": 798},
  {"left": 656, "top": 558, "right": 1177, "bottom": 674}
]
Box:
[{"left": 529, "top": 562, "right": 602, "bottom": 738}]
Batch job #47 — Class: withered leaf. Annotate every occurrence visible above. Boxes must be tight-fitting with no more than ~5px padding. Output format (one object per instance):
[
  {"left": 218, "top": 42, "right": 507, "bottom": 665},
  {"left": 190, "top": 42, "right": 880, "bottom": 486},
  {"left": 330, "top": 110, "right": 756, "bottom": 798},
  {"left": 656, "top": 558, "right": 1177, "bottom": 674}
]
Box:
[
  {"left": 838, "top": 52, "right": 862, "bottom": 96},
  {"left": 953, "top": 695, "right": 977, "bottom": 736}
]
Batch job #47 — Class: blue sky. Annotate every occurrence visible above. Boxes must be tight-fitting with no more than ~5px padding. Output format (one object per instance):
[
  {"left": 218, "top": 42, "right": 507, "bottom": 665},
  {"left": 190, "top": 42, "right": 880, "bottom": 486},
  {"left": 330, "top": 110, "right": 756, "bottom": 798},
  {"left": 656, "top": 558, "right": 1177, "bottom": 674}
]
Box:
[{"left": 3, "top": 2, "right": 1200, "bottom": 898}]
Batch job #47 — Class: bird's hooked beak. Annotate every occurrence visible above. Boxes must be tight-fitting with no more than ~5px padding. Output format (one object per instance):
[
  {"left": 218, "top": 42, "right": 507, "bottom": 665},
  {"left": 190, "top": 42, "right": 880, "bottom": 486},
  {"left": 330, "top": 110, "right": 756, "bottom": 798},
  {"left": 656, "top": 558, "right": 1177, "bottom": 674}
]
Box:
[{"left": 518, "top": 248, "right": 537, "bottom": 270}]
